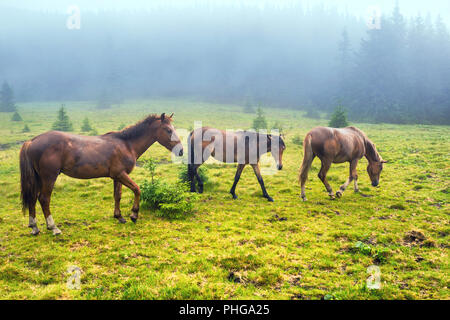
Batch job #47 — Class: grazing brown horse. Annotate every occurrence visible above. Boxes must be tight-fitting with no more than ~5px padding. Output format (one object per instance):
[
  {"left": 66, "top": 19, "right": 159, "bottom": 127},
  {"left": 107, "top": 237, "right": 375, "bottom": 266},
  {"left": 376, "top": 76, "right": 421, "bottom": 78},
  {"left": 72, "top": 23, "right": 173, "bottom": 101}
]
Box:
[
  {"left": 188, "top": 127, "right": 285, "bottom": 202},
  {"left": 20, "top": 113, "right": 183, "bottom": 235},
  {"left": 299, "top": 126, "right": 386, "bottom": 201}
]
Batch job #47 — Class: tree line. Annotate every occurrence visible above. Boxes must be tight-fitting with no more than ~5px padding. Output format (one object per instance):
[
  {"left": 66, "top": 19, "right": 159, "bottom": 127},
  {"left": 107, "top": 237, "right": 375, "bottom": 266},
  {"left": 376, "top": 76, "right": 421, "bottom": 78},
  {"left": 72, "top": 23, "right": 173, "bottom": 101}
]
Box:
[{"left": 0, "top": 3, "right": 448, "bottom": 124}]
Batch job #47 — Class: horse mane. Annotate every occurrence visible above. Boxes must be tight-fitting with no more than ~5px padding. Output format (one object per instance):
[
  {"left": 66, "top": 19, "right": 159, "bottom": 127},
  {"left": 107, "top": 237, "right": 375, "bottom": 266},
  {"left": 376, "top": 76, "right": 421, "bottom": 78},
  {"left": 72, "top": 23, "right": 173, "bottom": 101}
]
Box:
[
  {"left": 109, "top": 114, "right": 167, "bottom": 141},
  {"left": 345, "top": 126, "right": 380, "bottom": 162}
]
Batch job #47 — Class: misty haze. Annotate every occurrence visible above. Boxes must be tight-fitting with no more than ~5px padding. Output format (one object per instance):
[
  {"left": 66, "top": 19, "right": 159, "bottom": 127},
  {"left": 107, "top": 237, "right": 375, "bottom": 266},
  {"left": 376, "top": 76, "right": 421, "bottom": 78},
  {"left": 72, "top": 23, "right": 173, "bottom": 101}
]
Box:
[{"left": 1, "top": 0, "right": 449, "bottom": 124}]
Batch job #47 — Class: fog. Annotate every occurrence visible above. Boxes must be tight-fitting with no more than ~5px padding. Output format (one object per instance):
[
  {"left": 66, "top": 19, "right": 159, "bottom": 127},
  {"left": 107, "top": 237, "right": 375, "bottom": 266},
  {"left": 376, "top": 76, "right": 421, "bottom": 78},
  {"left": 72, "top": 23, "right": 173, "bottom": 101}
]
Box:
[{"left": 1, "top": 0, "right": 449, "bottom": 124}]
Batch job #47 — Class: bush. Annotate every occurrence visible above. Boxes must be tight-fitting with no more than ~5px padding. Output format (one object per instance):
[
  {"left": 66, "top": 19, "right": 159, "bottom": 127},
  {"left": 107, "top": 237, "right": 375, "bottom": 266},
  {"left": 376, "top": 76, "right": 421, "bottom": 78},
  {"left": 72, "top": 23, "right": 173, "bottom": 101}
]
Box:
[
  {"left": 141, "top": 180, "right": 196, "bottom": 219},
  {"left": 292, "top": 134, "right": 303, "bottom": 146},
  {"left": 179, "top": 166, "right": 209, "bottom": 185},
  {"left": 140, "top": 159, "right": 197, "bottom": 219},
  {"left": 328, "top": 106, "right": 349, "bottom": 128}
]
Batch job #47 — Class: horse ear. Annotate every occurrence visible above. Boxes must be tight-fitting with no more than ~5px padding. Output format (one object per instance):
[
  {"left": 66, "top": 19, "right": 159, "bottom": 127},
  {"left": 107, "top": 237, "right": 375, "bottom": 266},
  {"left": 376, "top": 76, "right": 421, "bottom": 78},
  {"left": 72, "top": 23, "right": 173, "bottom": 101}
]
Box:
[
  {"left": 169, "top": 113, "right": 174, "bottom": 119},
  {"left": 161, "top": 113, "right": 165, "bottom": 122}
]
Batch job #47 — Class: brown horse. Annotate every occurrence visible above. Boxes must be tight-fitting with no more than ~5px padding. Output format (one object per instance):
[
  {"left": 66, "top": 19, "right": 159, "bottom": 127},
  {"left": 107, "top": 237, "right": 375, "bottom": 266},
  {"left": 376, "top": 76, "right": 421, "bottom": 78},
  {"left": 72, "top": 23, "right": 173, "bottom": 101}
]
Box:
[
  {"left": 299, "top": 126, "right": 386, "bottom": 201},
  {"left": 188, "top": 127, "right": 285, "bottom": 202},
  {"left": 20, "top": 113, "right": 183, "bottom": 235}
]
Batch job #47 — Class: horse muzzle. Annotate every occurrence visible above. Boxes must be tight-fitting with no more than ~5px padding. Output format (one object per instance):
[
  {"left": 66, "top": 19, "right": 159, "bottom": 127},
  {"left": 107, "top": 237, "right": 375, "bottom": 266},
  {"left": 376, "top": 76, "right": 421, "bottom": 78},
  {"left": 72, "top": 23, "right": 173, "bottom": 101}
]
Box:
[
  {"left": 277, "top": 165, "right": 283, "bottom": 170},
  {"left": 372, "top": 181, "right": 379, "bottom": 187}
]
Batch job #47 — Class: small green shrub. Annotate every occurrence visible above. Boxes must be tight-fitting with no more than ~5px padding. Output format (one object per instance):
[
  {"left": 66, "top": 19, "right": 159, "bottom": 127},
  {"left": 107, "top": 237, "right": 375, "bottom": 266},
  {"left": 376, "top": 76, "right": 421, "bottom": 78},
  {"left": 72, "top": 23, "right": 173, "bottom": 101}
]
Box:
[
  {"left": 141, "top": 180, "right": 196, "bottom": 219},
  {"left": 52, "top": 106, "right": 73, "bottom": 131},
  {"left": 292, "top": 134, "right": 303, "bottom": 146},
  {"left": 140, "top": 159, "right": 197, "bottom": 219},
  {"left": 271, "top": 121, "right": 284, "bottom": 135},
  {"left": 81, "top": 117, "right": 93, "bottom": 132},
  {"left": 328, "top": 105, "right": 349, "bottom": 128},
  {"left": 178, "top": 166, "right": 209, "bottom": 184},
  {"left": 22, "top": 124, "right": 30, "bottom": 133},
  {"left": 353, "top": 241, "right": 389, "bottom": 264},
  {"left": 253, "top": 107, "right": 267, "bottom": 131}
]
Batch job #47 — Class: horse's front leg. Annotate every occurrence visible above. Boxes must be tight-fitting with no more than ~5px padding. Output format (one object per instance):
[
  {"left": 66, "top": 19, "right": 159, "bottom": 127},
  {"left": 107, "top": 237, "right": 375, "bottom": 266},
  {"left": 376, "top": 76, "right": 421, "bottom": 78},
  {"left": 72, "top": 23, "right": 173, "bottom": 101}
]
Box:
[
  {"left": 230, "top": 164, "right": 245, "bottom": 199},
  {"left": 318, "top": 160, "right": 335, "bottom": 199},
  {"left": 336, "top": 160, "right": 358, "bottom": 198},
  {"left": 113, "top": 180, "right": 127, "bottom": 223},
  {"left": 251, "top": 163, "right": 273, "bottom": 202},
  {"left": 117, "top": 172, "right": 141, "bottom": 223}
]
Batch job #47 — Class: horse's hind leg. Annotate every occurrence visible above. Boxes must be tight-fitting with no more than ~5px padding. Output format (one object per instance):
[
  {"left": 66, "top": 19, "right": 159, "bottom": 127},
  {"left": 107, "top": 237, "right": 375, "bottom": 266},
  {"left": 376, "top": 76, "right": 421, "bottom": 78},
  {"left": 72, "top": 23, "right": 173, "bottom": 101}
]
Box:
[
  {"left": 336, "top": 160, "right": 358, "bottom": 198},
  {"left": 299, "top": 155, "right": 315, "bottom": 202},
  {"left": 188, "top": 164, "right": 196, "bottom": 192},
  {"left": 38, "top": 175, "right": 61, "bottom": 235},
  {"left": 113, "top": 180, "right": 126, "bottom": 224},
  {"left": 28, "top": 198, "right": 40, "bottom": 235},
  {"left": 251, "top": 163, "right": 273, "bottom": 202},
  {"left": 318, "top": 160, "right": 335, "bottom": 200},
  {"left": 230, "top": 164, "right": 245, "bottom": 200}
]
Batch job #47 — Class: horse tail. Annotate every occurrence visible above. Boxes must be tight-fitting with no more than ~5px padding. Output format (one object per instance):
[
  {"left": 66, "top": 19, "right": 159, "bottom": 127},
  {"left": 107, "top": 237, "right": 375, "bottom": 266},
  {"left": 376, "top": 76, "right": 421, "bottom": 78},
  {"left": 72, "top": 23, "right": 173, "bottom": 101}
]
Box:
[
  {"left": 299, "top": 134, "right": 313, "bottom": 184},
  {"left": 20, "top": 141, "right": 40, "bottom": 213}
]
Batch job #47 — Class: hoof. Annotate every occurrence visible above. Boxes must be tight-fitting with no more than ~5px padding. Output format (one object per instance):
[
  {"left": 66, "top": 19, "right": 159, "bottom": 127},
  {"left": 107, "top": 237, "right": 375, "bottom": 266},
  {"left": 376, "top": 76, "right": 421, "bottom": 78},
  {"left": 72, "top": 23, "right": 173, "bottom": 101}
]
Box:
[
  {"left": 231, "top": 194, "right": 238, "bottom": 200},
  {"left": 266, "top": 196, "right": 274, "bottom": 202},
  {"left": 52, "top": 228, "right": 62, "bottom": 235},
  {"left": 329, "top": 194, "right": 336, "bottom": 200},
  {"left": 301, "top": 196, "right": 307, "bottom": 202},
  {"left": 130, "top": 216, "right": 137, "bottom": 223},
  {"left": 336, "top": 190, "right": 343, "bottom": 198},
  {"left": 116, "top": 216, "right": 127, "bottom": 224},
  {"left": 354, "top": 189, "right": 360, "bottom": 193},
  {"left": 30, "top": 229, "right": 40, "bottom": 236}
]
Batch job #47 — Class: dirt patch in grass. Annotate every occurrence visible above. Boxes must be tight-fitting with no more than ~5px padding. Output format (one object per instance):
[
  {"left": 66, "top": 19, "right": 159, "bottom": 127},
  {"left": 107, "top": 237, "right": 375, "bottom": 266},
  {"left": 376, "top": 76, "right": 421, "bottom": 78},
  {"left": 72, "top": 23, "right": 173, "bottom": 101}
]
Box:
[{"left": 404, "top": 230, "right": 437, "bottom": 247}]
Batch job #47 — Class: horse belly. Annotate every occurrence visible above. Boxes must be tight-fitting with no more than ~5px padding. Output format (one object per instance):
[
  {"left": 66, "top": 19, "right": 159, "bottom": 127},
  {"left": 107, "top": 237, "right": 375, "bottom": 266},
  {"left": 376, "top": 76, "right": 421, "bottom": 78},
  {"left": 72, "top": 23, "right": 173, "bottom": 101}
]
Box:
[{"left": 62, "top": 144, "right": 112, "bottom": 179}]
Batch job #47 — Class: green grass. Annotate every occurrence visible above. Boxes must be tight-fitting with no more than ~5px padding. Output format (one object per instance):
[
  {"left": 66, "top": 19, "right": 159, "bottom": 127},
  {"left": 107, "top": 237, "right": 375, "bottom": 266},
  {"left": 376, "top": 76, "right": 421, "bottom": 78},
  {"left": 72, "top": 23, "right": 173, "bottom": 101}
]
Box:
[{"left": 0, "top": 99, "right": 449, "bottom": 300}]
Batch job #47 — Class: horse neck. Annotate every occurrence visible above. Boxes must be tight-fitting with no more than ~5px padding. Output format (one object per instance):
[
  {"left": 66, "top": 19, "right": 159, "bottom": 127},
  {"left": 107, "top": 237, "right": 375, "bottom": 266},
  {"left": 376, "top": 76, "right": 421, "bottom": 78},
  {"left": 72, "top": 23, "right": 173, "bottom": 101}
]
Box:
[
  {"left": 364, "top": 138, "right": 380, "bottom": 163},
  {"left": 128, "top": 124, "right": 158, "bottom": 159}
]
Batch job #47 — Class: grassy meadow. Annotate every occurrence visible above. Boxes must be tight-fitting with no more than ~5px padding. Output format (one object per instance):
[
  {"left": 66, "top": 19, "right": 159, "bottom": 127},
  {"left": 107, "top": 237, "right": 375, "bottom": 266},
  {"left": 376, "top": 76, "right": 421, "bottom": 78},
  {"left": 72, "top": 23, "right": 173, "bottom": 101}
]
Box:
[{"left": 0, "top": 100, "right": 448, "bottom": 300}]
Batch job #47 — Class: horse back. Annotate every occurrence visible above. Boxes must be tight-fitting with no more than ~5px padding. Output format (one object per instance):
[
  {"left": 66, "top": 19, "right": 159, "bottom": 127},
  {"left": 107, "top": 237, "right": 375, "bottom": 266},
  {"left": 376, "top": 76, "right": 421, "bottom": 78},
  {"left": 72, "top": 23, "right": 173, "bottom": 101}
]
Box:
[
  {"left": 308, "top": 127, "right": 365, "bottom": 163},
  {"left": 26, "top": 131, "right": 134, "bottom": 178}
]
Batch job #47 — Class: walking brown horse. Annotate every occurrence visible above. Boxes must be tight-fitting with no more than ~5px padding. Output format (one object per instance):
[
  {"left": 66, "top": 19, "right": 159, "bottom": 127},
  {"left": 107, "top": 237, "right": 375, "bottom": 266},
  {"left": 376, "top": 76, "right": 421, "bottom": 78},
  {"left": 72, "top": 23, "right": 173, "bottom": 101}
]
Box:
[
  {"left": 188, "top": 127, "right": 285, "bottom": 202},
  {"left": 299, "top": 126, "right": 386, "bottom": 201},
  {"left": 20, "top": 113, "right": 183, "bottom": 235}
]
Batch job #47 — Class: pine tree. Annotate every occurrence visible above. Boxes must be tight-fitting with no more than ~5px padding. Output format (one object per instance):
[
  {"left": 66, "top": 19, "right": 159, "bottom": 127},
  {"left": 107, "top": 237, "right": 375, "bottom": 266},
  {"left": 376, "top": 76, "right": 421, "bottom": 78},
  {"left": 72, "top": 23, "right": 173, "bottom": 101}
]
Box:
[
  {"left": 0, "top": 82, "right": 16, "bottom": 112},
  {"left": 11, "top": 111, "right": 22, "bottom": 121},
  {"left": 22, "top": 124, "right": 30, "bottom": 133},
  {"left": 253, "top": 107, "right": 267, "bottom": 131},
  {"left": 329, "top": 106, "right": 349, "bottom": 128},
  {"left": 52, "top": 106, "right": 73, "bottom": 131},
  {"left": 81, "top": 117, "right": 93, "bottom": 132}
]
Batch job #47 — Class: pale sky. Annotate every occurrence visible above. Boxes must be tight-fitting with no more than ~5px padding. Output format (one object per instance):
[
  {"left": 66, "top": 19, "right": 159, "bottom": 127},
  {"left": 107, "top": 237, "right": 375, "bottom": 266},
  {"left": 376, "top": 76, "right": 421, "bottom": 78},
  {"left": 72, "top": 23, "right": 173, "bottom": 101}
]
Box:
[{"left": 1, "top": 0, "right": 449, "bottom": 23}]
